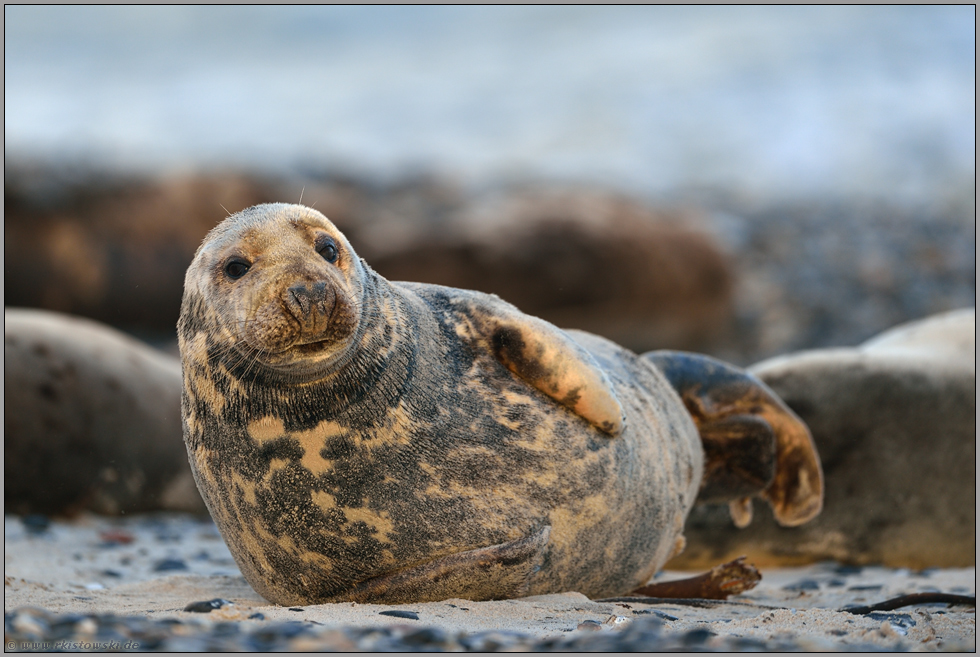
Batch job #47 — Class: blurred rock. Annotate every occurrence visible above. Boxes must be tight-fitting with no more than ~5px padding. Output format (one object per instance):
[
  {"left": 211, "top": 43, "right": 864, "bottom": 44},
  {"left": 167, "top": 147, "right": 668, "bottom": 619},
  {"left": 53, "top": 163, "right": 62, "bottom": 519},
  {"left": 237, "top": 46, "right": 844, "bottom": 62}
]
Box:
[
  {"left": 4, "top": 308, "right": 205, "bottom": 515},
  {"left": 11, "top": 163, "right": 969, "bottom": 366},
  {"left": 368, "top": 188, "right": 735, "bottom": 352},
  {"left": 704, "top": 198, "right": 976, "bottom": 365},
  {"left": 4, "top": 167, "right": 286, "bottom": 333},
  {"left": 671, "top": 308, "right": 975, "bottom": 569},
  {"left": 4, "top": 166, "right": 736, "bottom": 354}
]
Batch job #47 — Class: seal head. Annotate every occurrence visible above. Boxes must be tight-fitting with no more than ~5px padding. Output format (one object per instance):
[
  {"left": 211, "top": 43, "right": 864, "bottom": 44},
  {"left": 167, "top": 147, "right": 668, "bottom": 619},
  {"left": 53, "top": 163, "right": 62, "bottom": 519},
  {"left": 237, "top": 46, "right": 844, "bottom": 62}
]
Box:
[{"left": 181, "top": 203, "right": 365, "bottom": 382}]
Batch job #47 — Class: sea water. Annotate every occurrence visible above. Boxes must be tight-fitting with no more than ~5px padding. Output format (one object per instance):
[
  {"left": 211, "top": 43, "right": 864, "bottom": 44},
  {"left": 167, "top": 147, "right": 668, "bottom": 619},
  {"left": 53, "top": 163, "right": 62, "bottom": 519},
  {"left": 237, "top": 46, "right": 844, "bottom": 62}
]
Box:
[{"left": 4, "top": 5, "right": 975, "bottom": 203}]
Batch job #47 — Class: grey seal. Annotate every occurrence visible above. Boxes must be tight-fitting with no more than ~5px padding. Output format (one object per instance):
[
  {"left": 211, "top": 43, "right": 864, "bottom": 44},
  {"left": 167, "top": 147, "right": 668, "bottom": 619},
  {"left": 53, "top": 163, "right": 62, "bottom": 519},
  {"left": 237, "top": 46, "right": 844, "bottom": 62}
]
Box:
[{"left": 178, "top": 203, "right": 822, "bottom": 605}]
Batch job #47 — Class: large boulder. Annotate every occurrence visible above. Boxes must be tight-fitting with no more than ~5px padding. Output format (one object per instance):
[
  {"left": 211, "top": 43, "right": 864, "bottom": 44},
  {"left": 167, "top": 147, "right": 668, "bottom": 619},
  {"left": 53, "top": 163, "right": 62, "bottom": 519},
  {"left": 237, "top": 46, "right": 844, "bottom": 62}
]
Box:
[
  {"left": 671, "top": 308, "right": 976, "bottom": 569},
  {"left": 4, "top": 308, "right": 204, "bottom": 515}
]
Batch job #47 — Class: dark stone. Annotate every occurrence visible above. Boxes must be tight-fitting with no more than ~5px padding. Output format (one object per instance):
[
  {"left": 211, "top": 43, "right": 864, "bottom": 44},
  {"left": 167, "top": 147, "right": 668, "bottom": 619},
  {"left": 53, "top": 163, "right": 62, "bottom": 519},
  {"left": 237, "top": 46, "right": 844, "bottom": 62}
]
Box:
[
  {"left": 21, "top": 514, "right": 50, "bottom": 534},
  {"left": 212, "top": 622, "right": 241, "bottom": 636},
  {"left": 682, "top": 628, "right": 716, "bottom": 646},
  {"left": 401, "top": 627, "right": 450, "bottom": 647},
  {"left": 379, "top": 610, "right": 419, "bottom": 620},
  {"left": 154, "top": 558, "right": 188, "bottom": 572},
  {"left": 634, "top": 609, "right": 678, "bottom": 622},
  {"left": 183, "top": 599, "right": 232, "bottom": 613},
  {"left": 866, "top": 612, "right": 916, "bottom": 629},
  {"left": 834, "top": 565, "right": 864, "bottom": 575},
  {"left": 784, "top": 579, "right": 821, "bottom": 591}
]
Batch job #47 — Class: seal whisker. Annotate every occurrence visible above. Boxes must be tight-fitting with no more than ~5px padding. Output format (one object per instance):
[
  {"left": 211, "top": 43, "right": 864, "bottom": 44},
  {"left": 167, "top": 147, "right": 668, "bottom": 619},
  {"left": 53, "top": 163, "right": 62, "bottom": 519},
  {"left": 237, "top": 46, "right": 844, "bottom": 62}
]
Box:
[{"left": 211, "top": 334, "right": 265, "bottom": 380}]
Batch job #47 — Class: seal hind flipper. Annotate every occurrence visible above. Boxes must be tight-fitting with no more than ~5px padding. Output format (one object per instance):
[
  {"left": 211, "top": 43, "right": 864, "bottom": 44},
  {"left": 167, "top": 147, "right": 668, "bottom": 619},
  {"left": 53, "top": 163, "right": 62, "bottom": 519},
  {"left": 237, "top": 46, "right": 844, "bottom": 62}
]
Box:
[
  {"left": 644, "top": 350, "right": 823, "bottom": 527},
  {"left": 336, "top": 526, "right": 552, "bottom": 604},
  {"left": 465, "top": 297, "right": 626, "bottom": 435},
  {"left": 697, "top": 414, "right": 777, "bottom": 504}
]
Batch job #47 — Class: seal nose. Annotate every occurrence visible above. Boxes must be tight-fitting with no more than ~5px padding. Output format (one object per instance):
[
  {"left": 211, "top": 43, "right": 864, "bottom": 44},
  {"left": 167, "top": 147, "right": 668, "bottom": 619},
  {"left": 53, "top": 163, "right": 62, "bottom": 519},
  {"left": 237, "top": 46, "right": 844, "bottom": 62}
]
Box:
[{"left": 285, "top": 281, "right": 331, "bottom": 324}]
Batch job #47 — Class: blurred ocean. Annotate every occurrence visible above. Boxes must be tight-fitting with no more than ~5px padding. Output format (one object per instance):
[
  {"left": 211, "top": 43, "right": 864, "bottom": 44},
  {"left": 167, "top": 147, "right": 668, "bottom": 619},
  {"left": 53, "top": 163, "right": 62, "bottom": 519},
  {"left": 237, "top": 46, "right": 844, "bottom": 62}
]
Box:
[{"left": 4, "top": 5, "right": 976, "bottom": 203}]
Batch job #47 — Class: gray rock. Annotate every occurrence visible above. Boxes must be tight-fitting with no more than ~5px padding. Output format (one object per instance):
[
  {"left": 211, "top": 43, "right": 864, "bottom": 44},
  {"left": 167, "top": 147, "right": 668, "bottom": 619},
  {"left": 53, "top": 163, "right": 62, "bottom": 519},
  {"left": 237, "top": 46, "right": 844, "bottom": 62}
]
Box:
[
  {"left": 4, "top": 167, "right": 736, "bottom": 355},
  {"left": 367, "top": 188, "right": 736, "bottom": 353},
  {"left": 674, "top": 309, "right": 975, "bottom": 569},
  {"left": 4, "top": 308, "right": 205, "bottom": 515}
]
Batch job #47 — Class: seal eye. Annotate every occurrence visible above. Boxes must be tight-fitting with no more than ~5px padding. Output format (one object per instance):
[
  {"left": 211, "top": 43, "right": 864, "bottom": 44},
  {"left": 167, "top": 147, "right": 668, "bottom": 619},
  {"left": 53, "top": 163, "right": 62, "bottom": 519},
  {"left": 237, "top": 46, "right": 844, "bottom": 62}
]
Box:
[
  {"left": 224, "top": 258, "right": 250, "bottom": 280},
  {"left": 317, "top": 238, "right": 339, "bottom": 264}
]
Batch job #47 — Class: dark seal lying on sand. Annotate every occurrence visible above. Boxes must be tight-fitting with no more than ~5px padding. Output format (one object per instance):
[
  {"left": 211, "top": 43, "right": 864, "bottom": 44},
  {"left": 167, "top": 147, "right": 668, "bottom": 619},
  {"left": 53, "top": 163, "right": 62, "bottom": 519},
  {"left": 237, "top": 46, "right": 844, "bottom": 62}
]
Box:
[{"left": 178, "top": 203, "right": 822, "bottom": 606}]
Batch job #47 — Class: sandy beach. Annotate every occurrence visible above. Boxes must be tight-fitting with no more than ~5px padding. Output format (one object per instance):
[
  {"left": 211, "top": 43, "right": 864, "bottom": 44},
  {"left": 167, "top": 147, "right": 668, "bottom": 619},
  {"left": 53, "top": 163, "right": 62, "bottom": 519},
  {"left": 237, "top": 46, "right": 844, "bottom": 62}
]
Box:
[{"left": 5, "top": 513, "right": 975, "bottom": 651}]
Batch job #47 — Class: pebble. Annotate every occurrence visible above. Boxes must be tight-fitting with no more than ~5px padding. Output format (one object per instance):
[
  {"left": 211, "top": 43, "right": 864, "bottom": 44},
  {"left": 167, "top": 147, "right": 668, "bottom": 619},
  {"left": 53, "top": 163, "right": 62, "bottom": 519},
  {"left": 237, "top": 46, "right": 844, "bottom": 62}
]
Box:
[
  {"left": 835, "top": 565, "right": 864, "bottom": 575},
  {"left": 98, "top": 530, "right": 135, "bottom": 546},
  {"left": 21, "top": 514, "right": 51, "bottom": 535},
  {"left": 183, "top": 599, "right": 233, "bottom": 613},
  {"left": 634, "top": 609, "right": 679, "bottom": 621},
  {"left": 4, "top": 607, "right": 912, "bottom": 652},
  {"left": 152, "top": 558, "right": 188, "bottom": 572},
  {"left": 379, "top": 610, "right": 420, "bottom": 620}
]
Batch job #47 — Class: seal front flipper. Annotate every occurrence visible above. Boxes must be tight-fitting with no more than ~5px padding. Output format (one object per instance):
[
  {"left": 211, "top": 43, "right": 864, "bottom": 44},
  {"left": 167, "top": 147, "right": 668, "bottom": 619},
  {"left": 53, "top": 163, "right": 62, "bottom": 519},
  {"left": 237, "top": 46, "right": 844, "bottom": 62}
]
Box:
[
  {"left": 335, "top": 526, "right": 551, "bottom": 604},
  {"left": 464, "top": 296, "right": 626, "bottom": 435},
  {"left": 644, "top": 350, "right": 823, "bottom": 527}
]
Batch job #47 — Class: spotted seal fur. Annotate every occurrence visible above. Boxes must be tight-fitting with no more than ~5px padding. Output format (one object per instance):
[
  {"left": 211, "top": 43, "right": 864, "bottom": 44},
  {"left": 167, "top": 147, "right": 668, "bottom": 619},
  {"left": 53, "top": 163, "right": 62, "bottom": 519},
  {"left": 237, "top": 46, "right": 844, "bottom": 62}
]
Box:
[{"left": 178, "top": 203, "right": 822, "bottom": 606}]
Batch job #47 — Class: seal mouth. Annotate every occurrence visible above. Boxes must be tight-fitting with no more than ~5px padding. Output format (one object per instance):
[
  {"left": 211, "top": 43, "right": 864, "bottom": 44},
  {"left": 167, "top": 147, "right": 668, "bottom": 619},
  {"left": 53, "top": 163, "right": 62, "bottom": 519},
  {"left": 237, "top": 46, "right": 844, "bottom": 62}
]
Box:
[
  {"left": 290, "top": 337, "right": 337, "bottom": 355},
  {"left": 237, "top": 290, "right": 346, "bottom": 360},
  {"left": 252, "top": 287, "right": 358, "bottom": 369}
]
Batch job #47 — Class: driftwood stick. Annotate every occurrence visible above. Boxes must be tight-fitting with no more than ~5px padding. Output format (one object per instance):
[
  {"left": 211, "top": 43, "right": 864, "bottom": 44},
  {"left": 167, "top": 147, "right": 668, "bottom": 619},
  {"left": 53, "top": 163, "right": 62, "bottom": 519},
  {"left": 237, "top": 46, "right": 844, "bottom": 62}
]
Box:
[
  {"left": 629, "top": 556, "right": 761, "bottom": 600},
  {"left": 842, "top": 592, "right": 976, "bottom": 614}
]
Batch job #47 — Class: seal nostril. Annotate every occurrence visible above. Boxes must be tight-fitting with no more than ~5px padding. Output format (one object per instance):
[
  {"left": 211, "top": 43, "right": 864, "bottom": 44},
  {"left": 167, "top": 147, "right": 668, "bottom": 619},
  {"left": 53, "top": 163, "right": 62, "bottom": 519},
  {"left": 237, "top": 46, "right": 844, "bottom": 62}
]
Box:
[
  {"left": 286, "top": 282, "right": 335, "bottom": 325},
  {"left": 287, "top": 284, "right": 314, "bottom": 319}
]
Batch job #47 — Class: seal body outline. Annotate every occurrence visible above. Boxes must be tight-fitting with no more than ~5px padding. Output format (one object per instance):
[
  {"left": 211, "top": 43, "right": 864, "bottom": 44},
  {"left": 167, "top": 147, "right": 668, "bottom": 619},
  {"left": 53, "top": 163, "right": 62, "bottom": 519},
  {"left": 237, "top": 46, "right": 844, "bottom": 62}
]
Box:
[{"left": 179, "top": 203, "right": 821, "bottom": 605}]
